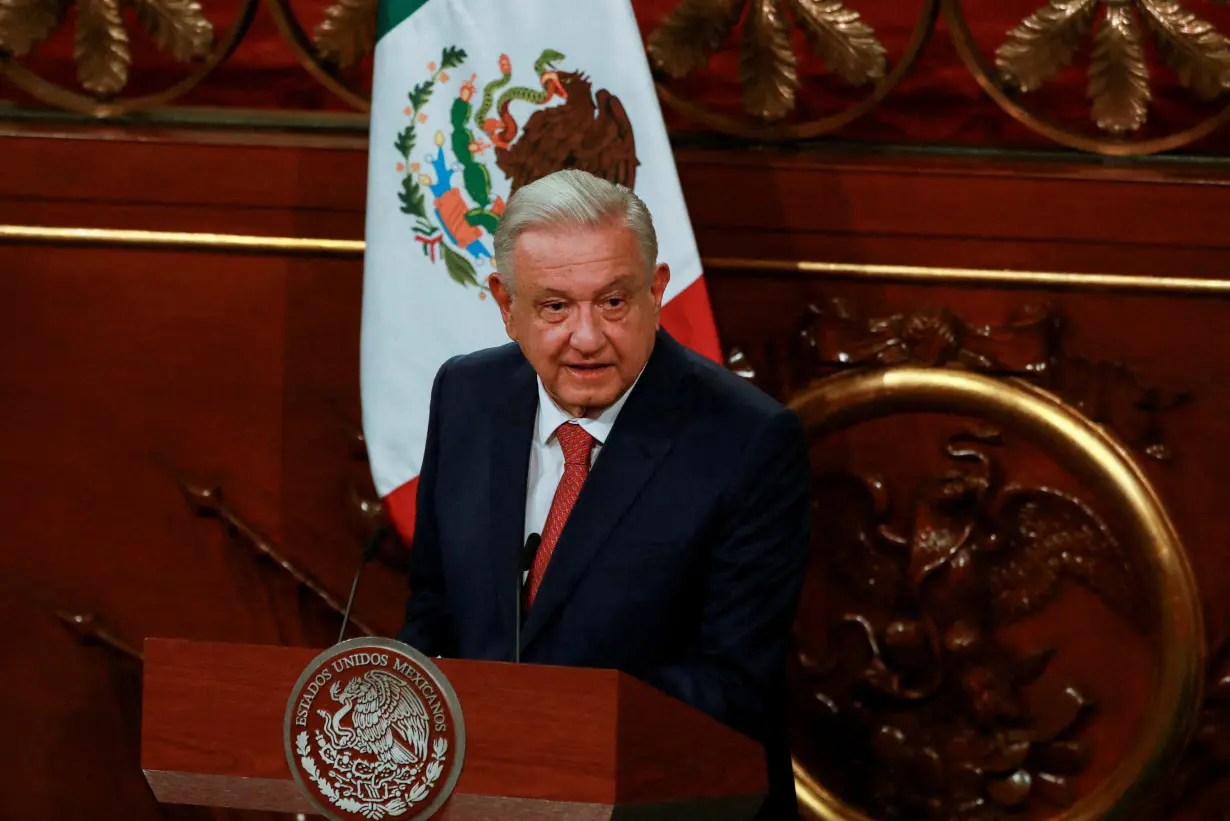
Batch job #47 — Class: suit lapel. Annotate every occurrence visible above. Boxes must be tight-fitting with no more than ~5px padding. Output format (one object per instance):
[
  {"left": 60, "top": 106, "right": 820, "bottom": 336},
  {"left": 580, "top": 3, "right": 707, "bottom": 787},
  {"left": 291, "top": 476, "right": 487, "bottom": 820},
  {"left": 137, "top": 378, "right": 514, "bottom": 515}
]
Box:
[
  {"left": 520, "top": 332, "right": 691, "bottom": 651},
  {"left": 488, "top": 358, "right": 537, "bottom": 660}
]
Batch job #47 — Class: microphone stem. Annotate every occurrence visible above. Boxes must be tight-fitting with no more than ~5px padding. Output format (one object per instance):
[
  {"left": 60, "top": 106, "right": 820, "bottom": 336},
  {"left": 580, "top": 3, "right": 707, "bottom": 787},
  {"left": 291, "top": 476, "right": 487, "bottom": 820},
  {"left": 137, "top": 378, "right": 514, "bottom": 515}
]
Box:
[{"left": 338, "top": 563, "right": 364, "bottom": 644}]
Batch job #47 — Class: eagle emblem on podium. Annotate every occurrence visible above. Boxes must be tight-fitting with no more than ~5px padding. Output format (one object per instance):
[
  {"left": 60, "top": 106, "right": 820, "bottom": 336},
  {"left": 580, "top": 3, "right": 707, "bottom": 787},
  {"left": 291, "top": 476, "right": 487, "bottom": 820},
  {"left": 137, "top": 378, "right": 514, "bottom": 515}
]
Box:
[
  {"left": 285, "top": 638, "right": 465, "bottom": 821},
  {"left": 319, "top": 670, "right": 433, "bottom": 769}
]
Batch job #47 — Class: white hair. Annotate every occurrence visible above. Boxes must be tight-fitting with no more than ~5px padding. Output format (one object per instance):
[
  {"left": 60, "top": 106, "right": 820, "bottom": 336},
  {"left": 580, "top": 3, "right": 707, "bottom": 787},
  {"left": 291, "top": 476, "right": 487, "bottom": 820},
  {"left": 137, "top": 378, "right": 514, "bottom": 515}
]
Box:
[{"left": 493, "top": 169, "right": 658, "bottom": 293}]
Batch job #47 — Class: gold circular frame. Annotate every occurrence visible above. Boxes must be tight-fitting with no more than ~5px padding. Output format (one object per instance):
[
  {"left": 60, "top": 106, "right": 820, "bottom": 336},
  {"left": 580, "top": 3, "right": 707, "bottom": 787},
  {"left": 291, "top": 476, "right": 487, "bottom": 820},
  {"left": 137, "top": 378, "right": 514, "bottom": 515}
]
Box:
[
  {"left": 262, "top": 0, "right": 371, "bottom": 112},
  {"left": 653, "top": 0, "right": 938, "bottom": 141},
  {"left": 787, "top": 366, "right": 1205, "bottom": 820},
  {"left": 0, "top": 0, "right": 259, "bottom": 117},
  {"left": 942, "top": 0, "right": 1230, "bottom": 156}
]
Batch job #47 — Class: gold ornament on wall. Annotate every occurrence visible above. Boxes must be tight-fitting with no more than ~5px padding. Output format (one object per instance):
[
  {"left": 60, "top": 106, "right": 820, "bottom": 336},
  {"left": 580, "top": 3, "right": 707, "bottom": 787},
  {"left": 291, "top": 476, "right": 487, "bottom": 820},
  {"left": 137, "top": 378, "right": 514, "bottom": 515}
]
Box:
[
  {"left": 0, "top": 0, "right": 212, "bottom": 97},
  {"left": 261, "top": 0, "right": 371, "bottom": 110},
  {"left": 647, "top": 0, "right": 888, "bottom": 122},
  {"left": 311, "top": 0, "right": 377, "bottom": 69},
  {"left": 0, "top": 0, "right": 67, "bottom": 61},
  {"left": 995, "top": 0, "right": 1230, "bottom": 134},
  {"left": 786, "top": 367, "right": 1206, "bottom": 821}
]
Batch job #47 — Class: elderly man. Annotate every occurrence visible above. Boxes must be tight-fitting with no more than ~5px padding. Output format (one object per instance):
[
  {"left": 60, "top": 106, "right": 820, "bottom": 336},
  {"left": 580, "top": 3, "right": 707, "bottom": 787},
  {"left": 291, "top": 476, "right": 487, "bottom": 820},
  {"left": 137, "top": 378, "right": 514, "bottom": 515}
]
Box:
[{"left": 398, "top": 169, "right": 810, "bottom": 819}]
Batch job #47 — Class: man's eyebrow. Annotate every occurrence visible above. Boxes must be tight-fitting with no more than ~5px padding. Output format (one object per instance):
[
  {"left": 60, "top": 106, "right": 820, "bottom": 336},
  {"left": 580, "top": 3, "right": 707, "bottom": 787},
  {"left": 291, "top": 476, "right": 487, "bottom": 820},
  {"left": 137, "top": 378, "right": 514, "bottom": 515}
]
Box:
[
  {"left": 601, "top": 274, "right": 639, "bottom": 291},
  {"left": 530, "top": 275, "right": 640, "bottom": 300}
]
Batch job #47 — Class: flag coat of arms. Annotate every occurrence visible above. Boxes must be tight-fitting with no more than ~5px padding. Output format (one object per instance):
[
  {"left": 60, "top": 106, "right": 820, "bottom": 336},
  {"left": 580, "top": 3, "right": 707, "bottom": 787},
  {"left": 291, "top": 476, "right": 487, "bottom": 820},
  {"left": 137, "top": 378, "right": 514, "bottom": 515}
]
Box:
[{"left": 360, "top": 0, "right": 721, "bottom": 539}]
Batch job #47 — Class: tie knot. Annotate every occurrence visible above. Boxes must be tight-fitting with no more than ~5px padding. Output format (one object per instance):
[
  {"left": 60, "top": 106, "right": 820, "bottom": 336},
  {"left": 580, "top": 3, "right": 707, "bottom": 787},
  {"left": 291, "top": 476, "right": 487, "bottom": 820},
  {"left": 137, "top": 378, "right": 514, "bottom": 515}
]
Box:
[{"left": 555, "top": 422, "right": 596, "bottom": 466}]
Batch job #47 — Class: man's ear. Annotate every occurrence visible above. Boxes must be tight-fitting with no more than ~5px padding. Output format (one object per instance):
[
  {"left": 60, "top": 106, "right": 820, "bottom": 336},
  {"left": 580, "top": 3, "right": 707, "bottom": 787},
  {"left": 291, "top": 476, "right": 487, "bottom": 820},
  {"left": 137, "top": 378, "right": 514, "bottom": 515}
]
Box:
[
  {"left": 649, "top": 263, "right": 670, "bottom": 327},
  {"left": 488, "top": 273, "right": 518, "bottom": 341}
]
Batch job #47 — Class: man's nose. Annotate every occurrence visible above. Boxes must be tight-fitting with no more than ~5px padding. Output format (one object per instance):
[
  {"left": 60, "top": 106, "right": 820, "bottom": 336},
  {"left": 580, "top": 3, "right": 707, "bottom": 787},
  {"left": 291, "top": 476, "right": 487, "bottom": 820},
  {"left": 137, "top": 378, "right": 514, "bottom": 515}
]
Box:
[{"left": 568, "top": 306, "right": 605, "bottom": 355}]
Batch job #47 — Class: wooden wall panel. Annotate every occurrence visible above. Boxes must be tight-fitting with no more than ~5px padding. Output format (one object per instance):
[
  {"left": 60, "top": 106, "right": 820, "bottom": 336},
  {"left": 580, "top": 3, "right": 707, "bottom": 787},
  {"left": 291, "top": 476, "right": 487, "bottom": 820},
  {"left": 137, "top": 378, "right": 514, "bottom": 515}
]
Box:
[
  {"left": 0, "top": 235, "right": 402, "bottom": 818},
  {"left": 676, "top": 152, "right": 1230, "bottom": 279},
  {"left": 0, "top": 244, "right": 287, "bottom": 819},
  {"left": 279, "top": 255, "right": 408, "bottom": 646}
]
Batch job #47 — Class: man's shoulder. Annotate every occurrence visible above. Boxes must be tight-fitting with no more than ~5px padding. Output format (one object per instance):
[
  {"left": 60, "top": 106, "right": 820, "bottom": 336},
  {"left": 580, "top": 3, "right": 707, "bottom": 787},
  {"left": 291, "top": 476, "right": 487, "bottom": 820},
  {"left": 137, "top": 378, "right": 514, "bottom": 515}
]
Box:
[
  {"left": 665, "top": 335, "right": 787, "bottom": 423},
  {"left": 439, "top": 341, "right": 526, "bottom": 385},
  {"left": 658, "top": 335, "right": 806, "bottom": 491}
]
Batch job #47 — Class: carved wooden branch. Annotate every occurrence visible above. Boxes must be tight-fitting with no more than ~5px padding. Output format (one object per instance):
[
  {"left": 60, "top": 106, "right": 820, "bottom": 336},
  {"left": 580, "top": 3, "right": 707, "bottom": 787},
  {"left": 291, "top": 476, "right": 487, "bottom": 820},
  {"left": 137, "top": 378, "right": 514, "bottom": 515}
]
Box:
[
  {"left": 180, "top": 482, "right": 375, "bottom": 637},
  {"left": 55, "top": 610, "right": 143, "bottom": 661}
]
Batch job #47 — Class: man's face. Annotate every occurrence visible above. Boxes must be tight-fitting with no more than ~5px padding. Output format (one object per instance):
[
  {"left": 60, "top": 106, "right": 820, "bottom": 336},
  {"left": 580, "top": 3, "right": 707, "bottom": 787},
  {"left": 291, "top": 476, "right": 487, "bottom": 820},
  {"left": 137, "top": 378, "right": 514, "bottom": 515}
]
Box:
[{"left": 489, "top": 221, "right": 669, "bottom": 418}]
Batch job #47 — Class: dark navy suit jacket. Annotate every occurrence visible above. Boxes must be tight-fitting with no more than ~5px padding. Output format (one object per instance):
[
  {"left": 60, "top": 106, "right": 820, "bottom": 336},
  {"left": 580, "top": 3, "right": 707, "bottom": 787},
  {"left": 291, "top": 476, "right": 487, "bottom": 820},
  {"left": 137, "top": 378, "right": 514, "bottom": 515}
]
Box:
[{"left": 398, "top": 329, "right": 810, "bottom": 818}]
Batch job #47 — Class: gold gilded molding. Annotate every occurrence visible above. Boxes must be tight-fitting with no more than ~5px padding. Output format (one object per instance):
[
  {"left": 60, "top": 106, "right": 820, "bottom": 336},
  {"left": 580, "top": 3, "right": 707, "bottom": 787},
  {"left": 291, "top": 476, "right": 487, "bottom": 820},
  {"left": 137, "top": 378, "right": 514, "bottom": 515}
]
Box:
[
  {"left": 261, "top": 0, "right": 369, "bottom": 112},
  {"left": 646, "top": 0, "right": 745, "bottom": 81},
  {"left": 991, "top": 0, "right": 1230, "bottom": 134},
  {"left": 312, "top": 0, "right": 376, "bottom": 70},
  {"left": 739, "top": 0, "right": 800, "bottom": 122},
  {"left": 649, "top": 0, "right": 888, "bottom": 122},
  {"left": 0, "top": 0, "right": 256, "bottom": 116},
  {"left": 786, "top": 366, "right": 1205, "bottom": 820},
  {"left": 944, "top": 0, "right": 1230, "bottom": 155},
  {"left": 4, "top": 224, "right": 1230, "bottom": 295},
  {"left": 1, "top": 0, "right": 213, "bottom": 96},
  {"left": 0, "top": 224, "right": 364, "bottom": 254},
  {"left": 704, "top": 255, "right": 1230, "bottom": 295},
  {"left": 650, "top": 0, "right": 937, "bottom": 141}
]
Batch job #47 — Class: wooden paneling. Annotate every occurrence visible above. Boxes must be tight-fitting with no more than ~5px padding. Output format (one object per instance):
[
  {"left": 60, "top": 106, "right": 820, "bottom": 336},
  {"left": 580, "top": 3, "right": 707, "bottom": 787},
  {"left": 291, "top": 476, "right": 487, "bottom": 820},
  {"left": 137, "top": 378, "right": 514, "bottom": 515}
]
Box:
[
  {"left": 2, "top": 129, "right": 1229, "bottom": 819},
  {"left": 0, "top": 169, "right": 403, "bottom": 817}
]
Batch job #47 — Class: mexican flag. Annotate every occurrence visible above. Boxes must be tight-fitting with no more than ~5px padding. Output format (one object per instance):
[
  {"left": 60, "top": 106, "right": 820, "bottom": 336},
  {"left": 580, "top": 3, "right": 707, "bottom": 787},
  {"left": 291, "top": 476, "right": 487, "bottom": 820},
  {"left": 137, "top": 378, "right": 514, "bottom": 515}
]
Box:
[{"left": 360, "top": 0, "right": 721, "bottom": 541}]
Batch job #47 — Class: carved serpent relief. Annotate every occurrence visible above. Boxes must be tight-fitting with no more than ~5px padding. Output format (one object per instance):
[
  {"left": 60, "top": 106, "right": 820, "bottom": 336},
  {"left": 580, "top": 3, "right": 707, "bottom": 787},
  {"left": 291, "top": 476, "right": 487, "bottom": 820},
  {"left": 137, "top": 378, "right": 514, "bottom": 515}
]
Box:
[
  {"left": 793, "top": 427, "right": 1148, "bottom": 818},
  {"left": 1165, "top": 635, "right": 1230, "bottom": 818},
  {"left": 767, "top": 298, "right": 1189, "bottom": 461}
]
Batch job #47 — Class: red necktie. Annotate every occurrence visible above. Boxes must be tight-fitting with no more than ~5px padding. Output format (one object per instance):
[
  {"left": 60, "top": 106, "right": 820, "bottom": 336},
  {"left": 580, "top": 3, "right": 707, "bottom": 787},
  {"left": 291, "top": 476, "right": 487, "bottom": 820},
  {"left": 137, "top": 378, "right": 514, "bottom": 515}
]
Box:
[{"left": 526, "top": 422, "right": 596, "bottom": 605}]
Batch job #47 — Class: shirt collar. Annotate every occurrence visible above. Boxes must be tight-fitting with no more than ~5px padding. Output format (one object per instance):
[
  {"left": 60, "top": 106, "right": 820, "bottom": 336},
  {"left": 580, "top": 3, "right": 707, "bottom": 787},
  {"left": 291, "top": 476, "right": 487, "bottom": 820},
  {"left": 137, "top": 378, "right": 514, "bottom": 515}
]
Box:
[{"left": 534, "top": 367, "right": 645, "bottom": 447}]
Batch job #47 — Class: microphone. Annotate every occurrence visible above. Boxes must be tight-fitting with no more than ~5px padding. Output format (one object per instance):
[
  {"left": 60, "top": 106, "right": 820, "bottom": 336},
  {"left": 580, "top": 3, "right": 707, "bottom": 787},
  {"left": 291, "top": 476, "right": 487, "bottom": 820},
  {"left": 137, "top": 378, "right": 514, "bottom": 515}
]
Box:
[
  {"left": 338, "top": 524, "right": 389, "bottom": 643},
  {"left": 514, "top": 532, "right": 541, "bottom": 663}
]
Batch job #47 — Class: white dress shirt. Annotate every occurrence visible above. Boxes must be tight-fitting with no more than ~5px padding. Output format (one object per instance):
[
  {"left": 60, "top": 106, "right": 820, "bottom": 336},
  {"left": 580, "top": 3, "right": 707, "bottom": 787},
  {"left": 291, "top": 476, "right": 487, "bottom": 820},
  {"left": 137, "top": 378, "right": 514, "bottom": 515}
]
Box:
[{"left": 523, "top": 373, "right": 640, "bottom": 548}]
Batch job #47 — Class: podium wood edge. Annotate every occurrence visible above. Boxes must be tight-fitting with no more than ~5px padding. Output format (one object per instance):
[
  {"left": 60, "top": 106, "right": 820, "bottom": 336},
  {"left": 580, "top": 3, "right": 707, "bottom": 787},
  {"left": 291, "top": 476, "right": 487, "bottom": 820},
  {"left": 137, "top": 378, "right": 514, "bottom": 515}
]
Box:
[{"left": 614, "top": 673, "right": 768, "bottom": 806}]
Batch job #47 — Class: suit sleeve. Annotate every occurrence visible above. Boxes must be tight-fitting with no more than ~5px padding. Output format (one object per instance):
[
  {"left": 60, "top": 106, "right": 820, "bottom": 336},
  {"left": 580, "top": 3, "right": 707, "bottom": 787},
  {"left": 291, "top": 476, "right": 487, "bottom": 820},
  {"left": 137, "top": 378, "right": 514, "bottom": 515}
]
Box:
[
  {"left": 396, "top": 357, "right": 459, "bottom": 657},
  {"left": 643, "top": 406, "right": 811, "bottom": 738}
]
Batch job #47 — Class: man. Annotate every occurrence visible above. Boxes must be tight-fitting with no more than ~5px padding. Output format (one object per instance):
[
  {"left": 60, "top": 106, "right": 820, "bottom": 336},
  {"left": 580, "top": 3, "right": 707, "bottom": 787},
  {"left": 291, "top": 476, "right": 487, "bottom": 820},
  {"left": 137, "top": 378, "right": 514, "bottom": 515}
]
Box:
[{"left": 398, "top": 169, "right": 810, "bottom": 819}]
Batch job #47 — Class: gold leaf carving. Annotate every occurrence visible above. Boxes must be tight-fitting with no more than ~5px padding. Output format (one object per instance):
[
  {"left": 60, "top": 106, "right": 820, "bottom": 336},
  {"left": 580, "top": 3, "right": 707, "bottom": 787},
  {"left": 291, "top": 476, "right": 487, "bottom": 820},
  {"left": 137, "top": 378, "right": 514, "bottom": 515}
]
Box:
[
  {"left": 133, "top": 0, "right": 212, "bottom": 62},
  {"left": 0, "top": 0, "right": 69, "bottom": 57},
  {"left": 787, "top": 0, "right": 886, "bottom": 85},
  {"left": 1089, "top": 4, "right": 1150, "bottom": 134},
  {"left": 647, "top": 0, "right": 744, "bottom": 79},
  {"left": 1139, "top": 0, "right": 1230, "bottom": 100},
  {"left": 75, "top": 0, "right": 130, "bottom": 96},
  {"left": 314, "top": 0, "right": 378, "bottom": 68},
  {"left": 996, "top": 0, "right": 1098, "bottom": 92},
  {"left": 741, "top": 0, "right": 797, "bottom": 121}
]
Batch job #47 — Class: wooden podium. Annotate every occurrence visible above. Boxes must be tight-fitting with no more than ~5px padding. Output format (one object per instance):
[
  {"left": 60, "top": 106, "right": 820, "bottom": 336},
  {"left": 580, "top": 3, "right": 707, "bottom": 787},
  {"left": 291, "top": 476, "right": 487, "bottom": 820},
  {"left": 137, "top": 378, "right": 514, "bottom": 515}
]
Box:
[{"left": 140, "top": 638, "right": 768, "bottom": 819}]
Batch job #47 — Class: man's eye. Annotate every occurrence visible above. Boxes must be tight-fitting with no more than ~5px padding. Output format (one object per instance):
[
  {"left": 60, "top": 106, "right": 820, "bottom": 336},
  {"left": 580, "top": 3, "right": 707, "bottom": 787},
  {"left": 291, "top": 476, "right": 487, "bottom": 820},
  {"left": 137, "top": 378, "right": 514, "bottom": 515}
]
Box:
[
  {"left": 607, "top": 298, "right": 624, "bottom": 308},
  {"left": 544, "top": 302, "right": 565, "bottom": 312}
]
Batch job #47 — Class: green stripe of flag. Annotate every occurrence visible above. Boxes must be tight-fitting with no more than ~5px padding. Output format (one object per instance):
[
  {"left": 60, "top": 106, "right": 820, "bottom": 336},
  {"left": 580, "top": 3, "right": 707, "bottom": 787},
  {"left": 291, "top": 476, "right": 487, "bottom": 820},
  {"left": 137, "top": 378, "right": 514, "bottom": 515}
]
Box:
[{"left": 377, "top": 0, "right": 429, "bottom": 42}]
